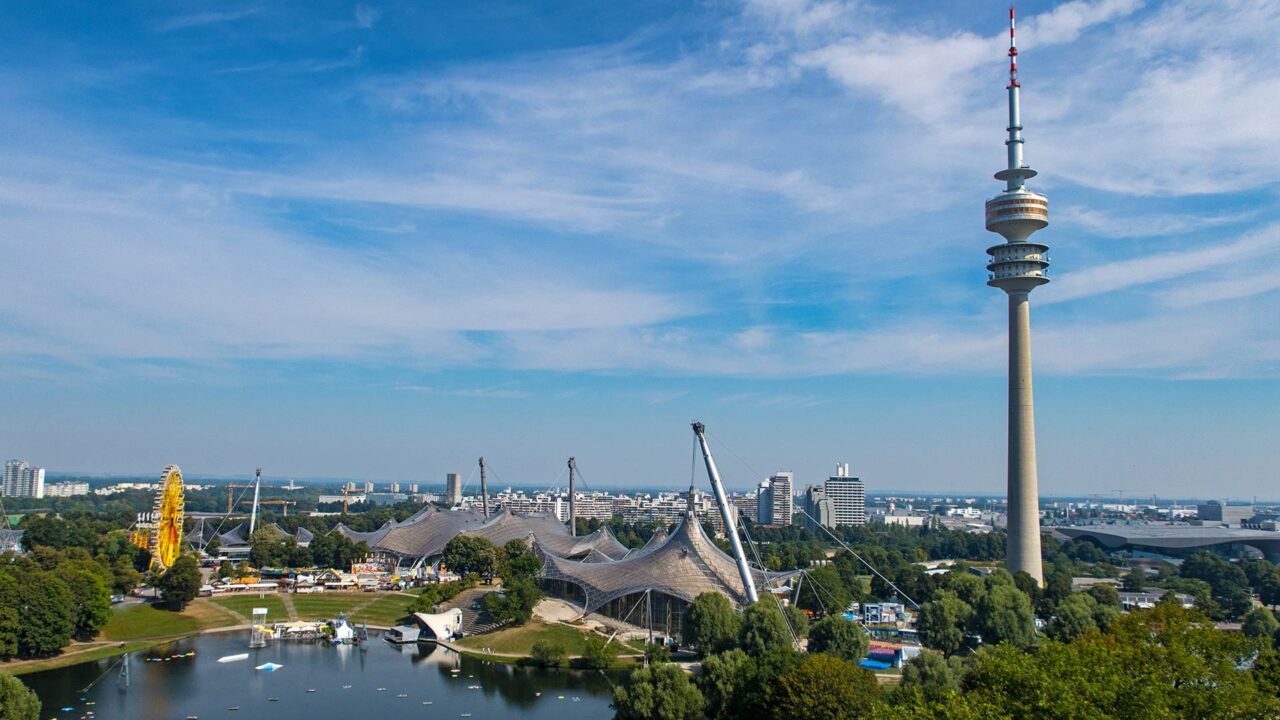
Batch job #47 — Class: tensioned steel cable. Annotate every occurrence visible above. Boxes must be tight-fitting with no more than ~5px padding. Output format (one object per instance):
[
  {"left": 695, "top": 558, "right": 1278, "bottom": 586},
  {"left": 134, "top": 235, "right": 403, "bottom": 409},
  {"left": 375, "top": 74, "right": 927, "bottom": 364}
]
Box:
[{"left": 705, "top": 429, "right": 920, "bottom": 609}]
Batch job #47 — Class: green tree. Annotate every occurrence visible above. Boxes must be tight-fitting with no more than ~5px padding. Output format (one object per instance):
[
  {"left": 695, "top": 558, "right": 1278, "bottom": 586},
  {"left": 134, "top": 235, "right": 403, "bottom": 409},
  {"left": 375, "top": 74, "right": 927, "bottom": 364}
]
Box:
[
  {"left": 1048, "top": 593, "right": 1099, "bottom": 642},
  {"left": 484, "top": 579, "right": 542, "bottom": 625},
  {"left": 19, "top": 516, "right": 97, "bottom": 553},
  {"left": 738, "top": 600, "right": 792, "bottom": 656},
  {"left": 0, "top": 673, "right": 41, "bottom": 720},
  {"left": 442, "top": 535, "right": 500, "bottom": 581},
  {"left": 529, "top": 640, "right": 566, "bottom": 668},
  {"left": 578, "top": 634, "right": 620, "bottom": 669},
  {"left": 1249, "top": 563, "right": 1280, "bottom": 609},
  {"left": 247, "top": 531, "right": 289, "bottom": 568},
  {"left": 308, "top": 533, "right": 369, "bottom": 569},
  {"left": 644, "top": 641, "right": 672, "bottom": 665},
  {"left": 613, "top": 663, "right": 704, "bottom": 720},
  {"left": 157, "top": 555, "right": 202, "bottom": 610},
  {"left": 1242, "top": 607, "right": 1280, "bottom": 641},
  {"left": 1013, "top": 571, "right": 1043, "bottom": 611},
  {"left": 53, "top": 562, "right": 112, "bottom": 639},
  {"left": 110, "top": 555, "right": 143, "bottom": 595},
  {"left": 941, "top": 572, "right": 985, "bottom": 607},
  {"left": 696, "top": 649, "right": 751, "bottom": 720},
  {"left": 773, "top": 654, "right": 880, "bottom": 720},
  {"left": 918, "top": 590, "right": 972, "bottom": 656},
  {"left": 807, "top": 614, "right": 869, "bottom": 661},
  {"left": 1121, "top": 566, "right": 1146, "bottom": 592},
  {"left": 782, "top": 604, "right": 809, "bottom": 639},
  {"left": 795, "top": 566, "right": 852, "bottom": 615},
  {"left": 974, "top": 585, "right": 1035, "bottom": 647},
  {"left": 501, "top": 548, "right": 541, "bottom": 582},
  {"left": 0, "top": 606, "right": 18, "bottom": 659},
  {"left": 894, "top": 652, "right": 965, "bottom": 704},
  {"left": 1085, "top": 583, "right": 1121, "bottom": 608},
  {"left": 683, "top": 592, "right": 740, "bottom": 656},
  {"left": 0, "top": 569, "right": 75, "bottom": 658},
  {"left": 1037, "top": 570, "right": 1072, "bottom": 616}
]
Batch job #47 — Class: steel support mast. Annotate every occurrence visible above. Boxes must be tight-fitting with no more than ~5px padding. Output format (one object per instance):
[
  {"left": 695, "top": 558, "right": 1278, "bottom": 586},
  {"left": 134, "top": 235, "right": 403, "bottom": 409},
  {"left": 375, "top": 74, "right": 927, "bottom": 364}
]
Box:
[
  {"left": 249, "top": 467, "right": 262, "bottom": 535},
  {"left": 691, "top": 422, "right": 758, "bottom": 604},
  {"left": 567, "top": 456, "right": 577, "bottom": 537},
  {"left": 479, "top": 457, "right": 490, "bottom": 517}
]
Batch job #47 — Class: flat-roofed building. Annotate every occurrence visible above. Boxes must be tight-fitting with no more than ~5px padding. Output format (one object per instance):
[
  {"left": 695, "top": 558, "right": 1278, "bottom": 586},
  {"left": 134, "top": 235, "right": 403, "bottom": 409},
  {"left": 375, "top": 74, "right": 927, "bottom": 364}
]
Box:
[
  {"left": 826, "top": 463, "right": 866, "bottom": 527},
  {"left": 804, "top": 485, "right": 832, "bottom": 530},
  {"left": 1196, "top": 500, "right": 1254, "bottom": 527},
  {"left": 758, "top": 472, "right": 793, "bottom": 526}
]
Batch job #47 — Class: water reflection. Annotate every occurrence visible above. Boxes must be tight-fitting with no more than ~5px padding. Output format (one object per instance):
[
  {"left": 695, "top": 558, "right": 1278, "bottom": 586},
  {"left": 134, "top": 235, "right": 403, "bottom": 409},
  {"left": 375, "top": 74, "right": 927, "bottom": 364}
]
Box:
[{"left": 22, "top": 632, "right": 623, "bottom": 720}]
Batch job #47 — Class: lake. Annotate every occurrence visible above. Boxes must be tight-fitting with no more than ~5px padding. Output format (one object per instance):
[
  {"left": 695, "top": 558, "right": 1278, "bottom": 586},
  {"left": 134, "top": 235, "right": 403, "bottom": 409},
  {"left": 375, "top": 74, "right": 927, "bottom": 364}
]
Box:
[{"left": 23, "top": 632, "right": 621, "bottom": 719}]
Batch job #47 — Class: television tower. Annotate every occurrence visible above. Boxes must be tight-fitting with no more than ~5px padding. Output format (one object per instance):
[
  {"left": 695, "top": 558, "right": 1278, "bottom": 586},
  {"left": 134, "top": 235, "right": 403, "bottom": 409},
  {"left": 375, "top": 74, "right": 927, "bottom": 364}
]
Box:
[{"left": 986, "top": 6, "right": 1049, "bottom": 585}]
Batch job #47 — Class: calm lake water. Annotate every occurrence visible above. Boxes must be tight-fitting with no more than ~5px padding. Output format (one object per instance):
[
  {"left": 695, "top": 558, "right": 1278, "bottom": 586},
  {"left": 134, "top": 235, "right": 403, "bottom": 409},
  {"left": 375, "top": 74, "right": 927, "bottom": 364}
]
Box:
[{"left": 24, "top": 632, "right": 621, "bottom": 720}]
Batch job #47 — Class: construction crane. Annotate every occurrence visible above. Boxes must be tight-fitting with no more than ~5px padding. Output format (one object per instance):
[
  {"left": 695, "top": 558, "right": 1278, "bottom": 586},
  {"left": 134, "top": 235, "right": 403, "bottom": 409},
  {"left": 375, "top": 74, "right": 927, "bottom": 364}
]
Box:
[
  {"left": 224, "top": 484, "right": 256, "bottom": 514},
  {"left": 233, "top": 498, "right": 296, "bottom": 517}
]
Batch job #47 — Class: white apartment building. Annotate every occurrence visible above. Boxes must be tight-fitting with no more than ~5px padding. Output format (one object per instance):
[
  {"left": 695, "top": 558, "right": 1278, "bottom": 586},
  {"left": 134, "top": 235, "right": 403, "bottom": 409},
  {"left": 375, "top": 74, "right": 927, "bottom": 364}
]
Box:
[
  {"left": 2, "top": 460, "right": 44, "bottom": 498},
  {"left": 826, "top": 463, "right": 866, "bottom": 527},
  {"left": 44, "top": 481, "right": 89, "bottom": 497},
  {"left": 758, "top": 472, "right": 794, "bottom": 526}
]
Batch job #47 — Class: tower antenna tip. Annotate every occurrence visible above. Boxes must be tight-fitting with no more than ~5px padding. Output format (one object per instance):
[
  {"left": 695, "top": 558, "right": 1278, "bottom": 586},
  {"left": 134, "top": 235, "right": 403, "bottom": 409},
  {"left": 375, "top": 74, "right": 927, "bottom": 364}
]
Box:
[{"left": 1007, "top": 5, "right": 1020, "bottom": 88}]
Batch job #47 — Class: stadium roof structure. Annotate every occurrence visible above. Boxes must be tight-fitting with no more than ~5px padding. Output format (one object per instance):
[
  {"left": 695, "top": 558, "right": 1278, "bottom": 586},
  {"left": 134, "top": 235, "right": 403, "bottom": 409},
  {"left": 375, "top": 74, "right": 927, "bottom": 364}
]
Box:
[
  {"left": 340, "top": 507, "right": 488, "bottom": 560},
  {"left": 535, "top": 515, "right": 790, "bottom": 614},
  {"left": 186, "top": 519, "right": 312, "bottom": 549},
  {"left": 1057, "top": 525, "right": 1280, "bottom": 562},
  {"left": 330, "top": 506, "right": 629, "bottom": 563}
]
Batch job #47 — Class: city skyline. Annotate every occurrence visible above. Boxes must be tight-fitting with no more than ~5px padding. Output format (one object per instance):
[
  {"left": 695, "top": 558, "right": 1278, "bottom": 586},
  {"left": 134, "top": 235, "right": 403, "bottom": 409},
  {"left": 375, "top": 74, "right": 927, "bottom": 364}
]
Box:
[{"left": 2, "top": 1, "right": 1278, "bottom": 496}]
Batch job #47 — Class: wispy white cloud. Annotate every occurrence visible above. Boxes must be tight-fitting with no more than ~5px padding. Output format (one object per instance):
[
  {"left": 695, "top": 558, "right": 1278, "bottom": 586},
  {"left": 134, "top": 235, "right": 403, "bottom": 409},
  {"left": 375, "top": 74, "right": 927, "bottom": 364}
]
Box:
[
  {"left": 397, "top": 385, "right": 529, "bottom": 399},
  {"left": 1057, "top": 206, "right": 1255, "bottom": 239},
  {"left": 156, "top": 7, "right": 261, "bottom": 32},
  {"left": 354, "top": 4, "right": 381, "bottom": 29},
  {"left": 2, "top": 0, "right": 1278, "bottom": 384},
  {"left": 1042, "top": 224, "right": 1280, "bottom": 305}
]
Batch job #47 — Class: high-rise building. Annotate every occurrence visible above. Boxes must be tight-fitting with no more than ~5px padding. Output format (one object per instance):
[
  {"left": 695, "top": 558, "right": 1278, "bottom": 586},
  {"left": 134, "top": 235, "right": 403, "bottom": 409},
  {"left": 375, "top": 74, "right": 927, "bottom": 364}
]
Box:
[
  {"left": 445, "top": 473, "right": 463, "bottom": 506},
  {"left": 408, "top": 483, "right": 420, "bottom": 494},
  {"left": 732, "top": 494, "right": 759, "bottom": 523},
  {"left": 985, "top": 7, "right": 1049, "bottom": 584},
  {"left": 758, "top": 472, "right": 793, "bottom": 526},
  {"left": 803, "top": 485, "right": 832, "bottom": 530},
  {"left": 389, "top": 482, "right": 401, "bottom": 493},
  {"left": 362, "top": 482, "right": 375, "bottom": 493},
  {"left": 2, "top": 460, "right": 45, "bottom": 498},
  {"left": 826, "top": 463, "right": 866, "bottom": 527}
]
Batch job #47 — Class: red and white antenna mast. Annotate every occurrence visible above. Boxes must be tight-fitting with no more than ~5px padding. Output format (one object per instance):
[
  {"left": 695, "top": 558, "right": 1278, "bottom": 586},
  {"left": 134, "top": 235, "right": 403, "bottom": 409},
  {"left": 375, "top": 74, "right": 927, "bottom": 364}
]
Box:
[{"left": 1008, "top": 6, "right": 1019, "bottom": 89}]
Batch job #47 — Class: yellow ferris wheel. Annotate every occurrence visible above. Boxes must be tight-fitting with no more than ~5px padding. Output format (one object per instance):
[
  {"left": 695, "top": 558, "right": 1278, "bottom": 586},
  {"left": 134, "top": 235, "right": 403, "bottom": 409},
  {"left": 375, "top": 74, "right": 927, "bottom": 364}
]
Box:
[{"left": 131, "top": 465, "right": 186, "bottom": 572}]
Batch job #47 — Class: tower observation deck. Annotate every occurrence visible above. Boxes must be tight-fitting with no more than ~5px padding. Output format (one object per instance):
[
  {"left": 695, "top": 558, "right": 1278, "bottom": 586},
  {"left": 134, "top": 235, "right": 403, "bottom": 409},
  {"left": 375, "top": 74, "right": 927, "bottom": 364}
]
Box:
[{"left": 987, "top": 6, "right": 1048, "bottom": 585}]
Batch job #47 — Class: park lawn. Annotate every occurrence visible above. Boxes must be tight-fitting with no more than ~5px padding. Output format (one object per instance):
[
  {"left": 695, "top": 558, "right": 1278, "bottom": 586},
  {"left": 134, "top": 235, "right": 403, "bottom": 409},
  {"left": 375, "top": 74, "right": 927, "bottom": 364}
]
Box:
[
  {"left": 210, "top": 594, "right": 288, "bottom": 621},
  {"left": 455, "top": 621, "right": 640, "bottom": 656},
  {"left": 101, "top": 601, "right": 236, "bottom": 641},
  {"left": 349, "top": 594, "right": 414, "bottom": 627},
  {"left": 291, "top": 592, "right": 373, "bottom": 621},
  {"left": 6, "top": 641, "right": 155, "bottom": 676}
]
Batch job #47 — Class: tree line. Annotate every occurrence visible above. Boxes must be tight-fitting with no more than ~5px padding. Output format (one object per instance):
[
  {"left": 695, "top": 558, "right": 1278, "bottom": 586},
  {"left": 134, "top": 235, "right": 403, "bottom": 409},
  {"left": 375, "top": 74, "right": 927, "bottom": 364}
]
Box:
[{"left": 616, "top": 596, "right": 1280, "bottom": 720}]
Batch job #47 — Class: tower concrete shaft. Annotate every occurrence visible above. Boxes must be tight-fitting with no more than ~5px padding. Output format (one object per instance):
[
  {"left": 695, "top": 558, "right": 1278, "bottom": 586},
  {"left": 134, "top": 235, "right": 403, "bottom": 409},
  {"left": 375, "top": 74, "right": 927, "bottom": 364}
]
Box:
[
  {"left": 1005, "top": 292, "right": 1043, "bottom": 583},
  {"left": 986, "top": 6, "right": 1047, "bottom": 585}
]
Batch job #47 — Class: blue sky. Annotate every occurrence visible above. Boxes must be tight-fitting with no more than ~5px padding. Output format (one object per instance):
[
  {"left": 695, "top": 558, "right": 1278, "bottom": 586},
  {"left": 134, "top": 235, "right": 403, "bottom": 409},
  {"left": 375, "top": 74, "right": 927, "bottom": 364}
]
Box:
[{"left": 1, "top": 1, "right": 1277, "bottom": 497}]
